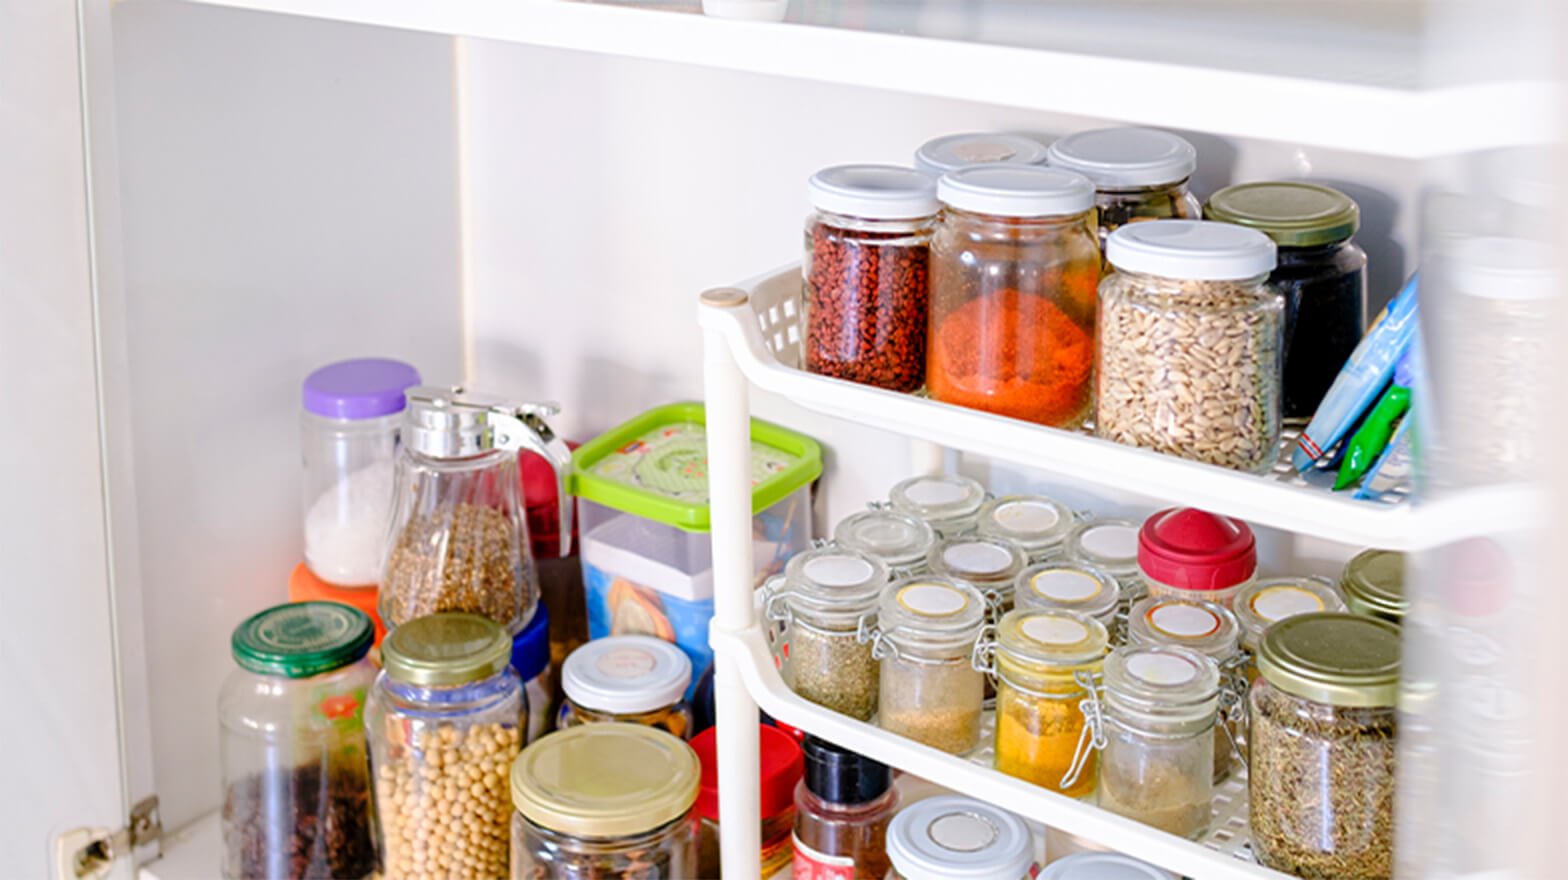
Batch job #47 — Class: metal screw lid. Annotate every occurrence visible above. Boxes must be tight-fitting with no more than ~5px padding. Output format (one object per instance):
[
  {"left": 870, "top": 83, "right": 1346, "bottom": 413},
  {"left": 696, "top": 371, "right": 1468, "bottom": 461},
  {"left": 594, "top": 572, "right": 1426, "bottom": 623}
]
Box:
[
  {"left": 885, "top": 795, "right": 1034, "bottom": 880},
  {"left": 1256, "top": 612, "right": 1400, "bottom": 708},
  {"left": 231, "top": 601, "right": 373, "bottom": 679},
  {"left": 1204, "top": 182, "right": 1360, "bottom": 248},
  {"left": 381, "top": 612, "right": 513, "bottom": 687},
  {"left": 1340, "top": 548, "right": 1408, "bottom": 622},
  {"left": 511, "top": 724, "right": 700, "bottom": 839}
]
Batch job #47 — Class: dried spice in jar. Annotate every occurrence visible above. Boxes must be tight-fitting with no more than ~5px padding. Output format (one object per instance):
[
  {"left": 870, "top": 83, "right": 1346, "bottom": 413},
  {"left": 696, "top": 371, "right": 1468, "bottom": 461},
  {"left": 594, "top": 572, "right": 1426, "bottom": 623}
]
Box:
[
  {"left": 887, "top": 473, "right": 987, "bottom": 539},
  {"left": 988, "top": 609, "right": 1108, "bottom": 797},
  {"left": 869, "top": 577, "right": 988, "bottom": 753},
  {"left": 1126, "top": 595, "right": 1243, "bottom": 783},
  {"left": 1044, "top": 127, "right": 1203, "bottom": 251},
  {"left": 384, "top": 503, "right": 526, "bottom": 626},
  {"left": 1233, "top": 577, "right": 1346, "bottom": 680},
  {"left": 768, "top": 546, "right": 888, "bottom": 720},
  {"left": 975, "top": 494, "right": 1077, "bottom": 564}
]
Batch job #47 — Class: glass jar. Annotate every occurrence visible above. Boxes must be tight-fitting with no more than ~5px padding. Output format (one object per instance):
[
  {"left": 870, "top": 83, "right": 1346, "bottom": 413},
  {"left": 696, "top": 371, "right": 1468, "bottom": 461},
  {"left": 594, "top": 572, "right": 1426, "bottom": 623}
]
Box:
[
  {"left": 512, "top": 602, "right": 554, "bottom": 744},
  {"left": 381, "top": 387, "right": 573, "bottom": 634},
  {"left": 1063, "top": 517, "right": 1140, "bottom": 589},
  {"left": 1038, "top": 852, "right": 1176, "bottom": 879},
  {"left": 926, "top": 535, "right": 1027, "bottom": 612},
  {"left": 887, "top": 474, "right": 987, "bottom": 538},
  {"left": 975, "top": 493, "right": 1076, "bottom": 563},
  {"left": 914, "top": 131, "right": 1050, "bottom": 177},
  {"left": 1341, "top": 548, "right": 1408, "bottom": 623},
  {"left": 300, "top": 358, "right": 421, "bottom": 587},
  {"left": 1013, "top": 561, "right": 1121, "bottom": 631},
  {"left": 1205, "top": 182, "right": 1368, "bottom": 422},
  {"left": 1137, "top": 507, "right": 1257, "bottom": 608},
  {"left": 793, "top": 736, "right": 899, "bottom": 880},
  {"left": 510, "top": 723, "right": 701, "bottom": 879},
  {"left": 1126, "top": 596, "right": 1242, "bottom": 783},
  {"left": 766, "top": 546, "right": 888, "bottom": 720},
  {"left": 885, "top": 795, "right": 1035, "bottom": 880},
  {"left": 367, "top": 613, "right": 525, "bottom": 880},
  {"left": 1249, "top": 613, "right": 1399, "bottom": 880},
  {"left": 804, "top": 165, "right": 939, "bottom": 392},
  {"left": 833, "top": 508, "right": 937, "bottom": 575},
  {"left": 1096, "top": 221, "right": 1284, "bottom": 473},
  {"left": 1096, "top": 645, "right": 1220, "bottom": 839},
  {"left": 1044, "top": 127, "right": 1202, "bottom": 250},
  {"left": 220, "top": 602, "right": 377, "bottom": 880},
  {"left": 693, "top": 724, "right": 803, "bottom": 879},
  {"left": 1233, "top": 577, "right": 1346, "bottom": 680},
  {"left": 868, "top": 577, "right": 988, "bottom": 753},
  {"left": 987, "top": 609, "right": 1108, "bottom": 797},
  {"left": 558, "top": 634, "right": 694, "bottom": 739},
  {"left": 927, "top": 165, "right": 1101, "bottom": 428}
]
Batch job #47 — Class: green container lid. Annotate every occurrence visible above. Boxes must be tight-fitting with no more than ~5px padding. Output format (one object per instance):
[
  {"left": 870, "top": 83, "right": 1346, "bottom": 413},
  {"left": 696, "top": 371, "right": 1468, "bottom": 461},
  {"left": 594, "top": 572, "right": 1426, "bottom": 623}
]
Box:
[
  {"left": 1341, "top": 548, "right": 1407, "bottom": 622},
  {"left": 231, "top": 601, "right": 373, "bottom": 679},
  {"left": 1204, "top": 182, "right": 1360, "bottom": 248},
  {"left": 1257, "top": 612, "right": 1400, "bottom": 708},
  {"left": 569, "top": 402, "right": 822, "bottom": 533},
  {"left": 381, "top": 612, "right": 512, "bottom": 687}
]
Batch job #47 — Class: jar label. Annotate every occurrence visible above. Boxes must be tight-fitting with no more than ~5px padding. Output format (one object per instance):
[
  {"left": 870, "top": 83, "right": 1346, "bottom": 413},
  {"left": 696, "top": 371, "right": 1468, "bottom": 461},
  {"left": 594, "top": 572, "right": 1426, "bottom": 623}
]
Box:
[
  {"left": 594, "top": 647, "right": 658, "bottom": 679},
  {"left": 928, "top": 810, "right": 999, "bottom": 853},
  {"left": 803, "top": 555, "right": 875, "bottom": 588},
  {"left": 898, "top": 583, "right": 968, "bottom": 617},
  {"left": 1126, "top": 651, "right": 1199, "bottom": 686},
  {"left": 1021, "top": 614, "right": 1090, "bottom": 646},
  {"left": 791, "top": 834, "right": 856, "bottom": 879},
  {"left": 1251, "top": 585, "right": 1326, "bottom": 622},
  {"left": 1079, "top": 525, "right": 1137, "bottom": 561},
  {"left": 996, "top": 500, "right": 1060, "bottom": 535},
  {"left": 942, "top": 542, "right": 1013, "bottom": 577},
  {"left": 1148, "top": 603, "right": 1220, "bottom": 639},
  {"left": 1029, "top": 569, "right": 1103, "bottom": 603},
  {"left": 903, "top": 479, "right": 969, "bottom": 507}
]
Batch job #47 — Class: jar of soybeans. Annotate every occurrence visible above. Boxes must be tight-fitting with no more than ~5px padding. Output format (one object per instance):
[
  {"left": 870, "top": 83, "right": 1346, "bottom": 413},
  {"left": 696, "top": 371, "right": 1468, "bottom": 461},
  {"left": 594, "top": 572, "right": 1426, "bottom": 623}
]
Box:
[
  {"left": 1045, "top": 127, "right": 1202, "bottom": 249},
  {"left": 1137, "top": 507, "right": 1257, "bottom": 608},
  {"left": 1126, "top": 595, "right": 1242, "bottom": 782},
  {"left": 885, "top": 795, "right": 1035, "bottom": 880},
  {"left": 833, "top": 508, "right": 937, "bottom": 576},
  {"left": 975, "top": 493, "right": 1077, "bottom": 563},
  {"left": 888, "top": 473, "right": 987, "bottom": 538},
  {"left": 867, "top": 577, "right": 988, "bottom": 753},
  {"left": 1013, "top": 561, "right": 1121, "bottom": 631},
  {"left": 559, "top": 635, "right": 694, "bottom": 739},
  {"left": 767, "top": 546, "right": 889, "bottom": 720}
]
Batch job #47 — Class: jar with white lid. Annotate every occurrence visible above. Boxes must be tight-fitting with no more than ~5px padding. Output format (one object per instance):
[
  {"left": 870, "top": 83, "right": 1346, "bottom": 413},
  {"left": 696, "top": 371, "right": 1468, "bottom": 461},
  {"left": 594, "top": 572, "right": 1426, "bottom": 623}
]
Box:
[
  {"left": 833, "top": 508, "right": 938, "bottom": 575},
  {"left": 885, "top": 795, "right": 1035, "bottom": 880},
  {"left": 1137, "top": 507, "right": 1257, "bottom": 608},
  {"left": 1044, "top": 127, "right": 1202, "bottom": 249},
  {"left": 926, "top": 535, "right": 1027, "bottom": 610},
  {"left": 975, "top": 494, "right": 1076, "bottom": 563},
  {"left": 1013, "top": 561, "right": 1121, "bottom": 630},
  {"left": 559, "top": 634, "right": 694, "bottom": 740},
  {"left": 888, "top": 474, "right": 987, "bottom": 538},
  {"left": 1037, "top": 852, "right": 1176, "bottom": 879},
  {"left": 1126, "top": 596, "right": 1242, "bottom": 782},
  {"left": 765, "top": 545, "right": 889, "bottom": 720},
  {"left": 914, "top": 132, "right": 1050, "bottom": 177},
  {"left": 1233, "top": 577, "right": 1346, "bottom": 680},
  {"left": 866, "top": 577, "right": 988, "bottom": 754}
]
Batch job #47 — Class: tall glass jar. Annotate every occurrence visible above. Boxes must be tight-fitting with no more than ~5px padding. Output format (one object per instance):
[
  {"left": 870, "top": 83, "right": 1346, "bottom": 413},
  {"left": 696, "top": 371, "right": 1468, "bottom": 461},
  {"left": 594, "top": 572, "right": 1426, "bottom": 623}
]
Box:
[
  {"left": 888, "top": 473, "right": 987, "bottom": 538},
  {"left": 1045, "top": 127, "right": 1202, "bottom": 250},
  {"left": 1137, "top": 507, "right": 1257, "bottom": 608},
  {"left": 220, "top": 602, "right": 377, "bottom": 880},
  {"left": 1126, "top": 595, "right": 1242, "bottom": 783},
  {"left": 975, "top": 493, "right": 1076, "bottom": 563},
  {"left": 558, "top": 634, "right": 694, "bottom": 739},
  {"left": 803, "top": 165, "right": 939, "bottom": 392},
  {"left": 868, "top": 577, "right": 988, "bottom": 753},
  {"left": 885, "top": 795, "right": 1035, "bottom": 880},
  {"left": 833, "top": 508, "right": 937, "bottom": 576},
  {"left": 1096, "top": 221, "right": 1283, "bottom": 473},
  {"left": 927, "top": 165, "right": 1101, "bottom": 428},
  {"left": 766, "top": 546, "right": 888, "bottom": 720},
  {"left": 1013, "top": 561, "right": 1121, "bottom": 631},
  {"left": 367, "top": 613, "right": 525, "bottom": 880}
]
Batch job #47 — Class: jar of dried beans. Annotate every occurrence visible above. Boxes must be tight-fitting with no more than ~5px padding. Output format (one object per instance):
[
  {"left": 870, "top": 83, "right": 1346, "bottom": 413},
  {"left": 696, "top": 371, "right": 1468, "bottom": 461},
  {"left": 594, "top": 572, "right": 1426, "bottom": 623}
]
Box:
[
  {"left": 867, "top": 577, "right": 988, "bottom": 753},
  {"left": 833, "top": 508, "right": 937, "bottom": 576},
  {"left": 885, "top": 795, "right": 1035, "bottom": 880},
  {"left": 1013, "top": 561, "right": 1121, "bottom": 631},
  {"left": 766, "top": 546, "right": 888, "bottom": 720},
  {"left": 1044, "top": 127, "right": 1202, "bottom": 250},
  {"left": 888, "top": 473, "right": 987, "bottom": 538},
  {"left": 1137, "top": 507, "right": 1257, "bottom": 609},
  {"left": 1096, "top": 221, "right": 1283, "bottom": 473},
  {"left": 1233, "top": 577, "right": 1345, "bottom": 682},
  {"left": 558, "top": 634, "right": 693, "bottom": 739},
  {"left": 1249, "top": 613, "right": 1399, "bottom": 880},
  {"left": 1126, "top": 596, "right": 1243, "bottom": 783},
  {"left": 803, "top": 165, "right": 938, "bottom": 392},
  {"left": 368, "top": 613, "right": 526, "bottom": 880},
  {"left": 975, "top": 493, "right": 1076, "bottom": 563},
  {"left": 928, "top": 165, "right": 1101, "bottom": 428}
]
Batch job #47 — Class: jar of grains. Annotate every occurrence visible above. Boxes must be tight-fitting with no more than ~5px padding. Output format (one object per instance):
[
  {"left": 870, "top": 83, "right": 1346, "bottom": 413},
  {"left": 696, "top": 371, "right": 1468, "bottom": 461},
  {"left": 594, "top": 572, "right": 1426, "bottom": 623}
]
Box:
[
  {"left": 766, "top": 546, "right": 888, "bottom": 720},
  {"left": 1013, "top": 561, "right": 1121, "bottom": 631},
  {"left": 833, "top": 508, "right": 937, "bottom": 576},
  {"left": 867, "top": 577, "right": 988, "bottom": 753},
  {"left": 1137, "top": 507, "right": 1257, "bottom": 608},
  {"left": 1126, "top": 596, "right": 1243, "bottom": 783},
  {"left": 926, "top": 535, "right": 1027, "bottom": 614},
  {"left": 975, "top": 493, "right": 1077, "bottom": 564},
  {"left": 885, "top": 795, "right": 1035, "bottom": 880},
  {"left": 1233, "top": 577, "right": 1346, "bottom": 682},
  {"left": 1249, "top": 613, "right": 1399, "bottom": 880},
  {"left": 1044, "top": 127, "right": 1202, "bottom": 250},
  {"left": 927, "top": 165, "right": 1101, "bottom": 428},
  {"left": 1096, "top": 221, "right": 1283, "bottom": 473},
  {"left": 887, "top": 473, "right": 988, "bottom": 538},
  {"left": 914, "top": 132, "right": 1050, "bottom": 177},
  {"left": 558, "top": 634, "right": 693, "bottom": 739},
  {"left": 803, "top": 165, "right": 939, "bottom": 392},
  {"left": 1340, "top": 549, "right": 1408, "bottom": 624},
  {"left": 510, "top": 724, "right": 701, "bottom": 879},
  {"left": 368, "top": 613, "right": 525, "bottom": 880}
]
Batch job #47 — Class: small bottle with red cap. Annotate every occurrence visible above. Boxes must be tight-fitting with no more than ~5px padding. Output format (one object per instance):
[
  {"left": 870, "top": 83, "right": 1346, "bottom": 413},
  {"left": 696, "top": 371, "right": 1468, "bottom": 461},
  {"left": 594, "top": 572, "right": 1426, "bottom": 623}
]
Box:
[
  {"left": 1137, "top": 507, "right": 1258, "bottom": 609},
  {"left": 691, "top": 724, "right": 803, "bottom": 879}
]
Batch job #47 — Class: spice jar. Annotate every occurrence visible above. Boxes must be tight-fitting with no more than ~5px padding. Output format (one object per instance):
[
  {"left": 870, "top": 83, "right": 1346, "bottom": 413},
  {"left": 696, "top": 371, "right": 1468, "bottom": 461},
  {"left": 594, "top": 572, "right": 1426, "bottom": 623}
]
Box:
[
  {"left": 368, "top": 613, "right": 525, "bottom": 880},
  {"left": 1095, "top": 645, "right": 1220, "bottom": 839},
  {"left": 975, "top": 493, "right": 1076, "bottom": 563},
  {"left": 793, "top": 736, "right": 899, "bottom": 880},
  {"left": 766, "top": 546, "right": 888, "bottom": 720},
  {"left": 1126, "top": 595, "right": 1242, "bottom": 782},
  {"left": 220, "top": 602, "right": 377, "bottom": 880},
  {"left": 914, "top": 131, "right": 1050, "bottom": 176},
  {"left": 1233, "top": 577, "right": 1346, "bottom": 680},
  {"left": 986, "top": 608, "right": 1108, "bottom": 797},
  {"left": 1097, "top": 221, "right": 1284, "bottom": 472},
  {"left": 558, "top": 634, "right": 694, "bottom": 739},
  {"left": 833, "top": 509, "right": 937, "bottom": 575},
  {"left": 926, "top": 535, "right": 1027, "bottom": 610},
  {"left": 1044, "top": 127, "right": 1202, "bottom": 250},
  {"left": 885, "top": 795, "right": 1035, "bottom": 880},
  {"left": 1249, "top": 613, "right": 1399, "bottom": 880},
  {"left": 692, "top": 724, "right": 802, "bottom": 879},
  {"left": 1205, "top": 182, "right": 1368, "bottom": 421},
  {"left": 927, "top": 165, "right": 1101, "bottom": 427},
  {"left": 1341, "top": 548, "right": 1408, "bottom": 623},
  {"left": 510, "top": 723, "right": 700, "bottom": 879},
  {"left": 1063, "top": 517, "right": 1143, "bottom": 622},
  {"left": 887, "top": 473, "right": 987, "bottom": 538},
  {"left": 300, "top": 358, "right": 421, "bottom": 587},
  {"left": 1137, "top": 507, "right": 1257, "bottom": 608},
  {"left": 804, "top": 165, "right": 939, "bottom": 392},
  {"left": 867, "top": 577, "right": 988, "bottom": 753},
  {"left": 1013, "top": 561, "right": 1121, "bottom": 630},
  {"left": 512, "top": 602, "right": 554, "bottom": 744},
  {"left": 381, "top": 387, "right": 573, "bottom": 634}
]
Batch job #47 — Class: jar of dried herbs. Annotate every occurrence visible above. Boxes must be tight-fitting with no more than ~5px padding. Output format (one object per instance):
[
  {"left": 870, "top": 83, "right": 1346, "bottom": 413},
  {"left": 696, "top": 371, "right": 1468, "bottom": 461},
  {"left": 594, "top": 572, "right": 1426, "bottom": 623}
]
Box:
[
  {"left": 766, "top": 546, "right": 889, "bottom": 720},
  {"left": 1013, "top": 561, "right": 1121, "bottom": 630},
  {"left": 975, "top": 494, "right": 1077, "bottom": 564},
  {"left": 888, "top": 474, "right": 988, "bottom": 538},
  {"left": 833, "top": 508, "right": 937, "bottom": 576},
  {"left": 1249, "top": 613, "right": 1399, "bottom": 880},
  {"left": 926, "top": 535, "right": 1027, "bottom": 613},
  {"left": 867, "top": 577, "right": 988, "bottom": 753},
  {"left": 1126, "top": 596, "right": 1243, "bottom": 783}
]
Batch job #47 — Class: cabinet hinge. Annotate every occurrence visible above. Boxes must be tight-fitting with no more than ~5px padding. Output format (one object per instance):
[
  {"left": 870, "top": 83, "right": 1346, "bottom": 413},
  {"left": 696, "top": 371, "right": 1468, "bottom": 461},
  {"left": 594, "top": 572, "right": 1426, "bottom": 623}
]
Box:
[{"left": 63, "top": 796, "right": 162, "bottom": 879}]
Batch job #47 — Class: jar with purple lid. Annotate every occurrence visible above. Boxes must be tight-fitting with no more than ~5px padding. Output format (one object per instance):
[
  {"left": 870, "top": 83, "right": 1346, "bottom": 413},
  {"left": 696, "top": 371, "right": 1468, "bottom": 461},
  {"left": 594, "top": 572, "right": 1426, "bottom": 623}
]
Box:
[{"left": 301, "top": 358, "right": 421, "bottom": 587}]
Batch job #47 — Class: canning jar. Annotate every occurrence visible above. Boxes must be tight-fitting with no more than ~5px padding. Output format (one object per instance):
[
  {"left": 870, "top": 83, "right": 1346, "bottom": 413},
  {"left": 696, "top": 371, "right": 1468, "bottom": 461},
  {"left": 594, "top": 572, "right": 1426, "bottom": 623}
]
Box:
[
  {"left": 510, "top": 723, "right": 700, "bottom": 879},
  {"left": 888, "top": 473, "right": 987, "bottom": 538},
  {"left": 1205, "top": 182, "right": 1367, "bottom": 422},
  {"left": 1013, "top": 561, "right": 1121, "bottom": 630},
  {"left": 558, "top": 634, "right": 694, "bottom": 739},
  {"left": 867, "top": 577, "right": 988, "bottom": 753},
  {"left": 914, "top": 132, "right": 1050, "bottom": 177},
  {"left": 804, "top": 165, "right": 939, "bottom": 392},
  {"left": 1341, "top": 548, "right": 1407, "bottom": 624},
  {"left": 766, "top": 546, "right": 888, "bottom": 720},
  {"left": 975, "top": 493, "right": 1076, "bottom": 563},
  {"left": 220, "top": 602, "right": 377, "bottom": 880},
  {"left": 926, "top": 535, "right": 1027, "bottom": 612},
  {"left": 1097, "top": 221, "right": 1284, "bottom": 472},
  {"left": 368, "top": 613, "right": 525, "bottom": 880},
  {"left": 512, "top": 602, "right": 554, "bottom": 744},
  {"left": 1044, "top": 127, "right": 1202, "bottom": 250},
  {"left": 833, "top": 508, "right": 937, "bottom": 576},
  {"left": 1233, "top": 577, "right": 1345, "bottom": 680},
  {"left": 927, "top": 165, "right": 1101, "bottom": 427},
  {"left": 1137, "top": 507, "right": 1257, "bottom": 608},
  {"left": 300, "top": 358, "right": 421, "bottom": 587},
  {"left": 381, "top": 387, "right": 573, "bottom": 634},
  {"left": 885, "top": 795, "right": 1035, "bottom": 880},
  {"left": 793, "top": 736, "right": 899, "bottom": 880},
  {"left": 693, "top": 724, "right": 802, "bottom": 879},
  {"left": 1127, "top": 596, "right": 1242, "bottom": 782},
  {"left": 1249, "top": 613, "right": 1399, "bottom": 880}
]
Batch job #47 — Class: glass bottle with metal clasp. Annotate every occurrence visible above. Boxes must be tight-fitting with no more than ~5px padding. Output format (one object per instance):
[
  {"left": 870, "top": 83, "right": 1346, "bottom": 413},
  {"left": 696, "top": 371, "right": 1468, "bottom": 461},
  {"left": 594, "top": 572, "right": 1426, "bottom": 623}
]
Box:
[
  {"left": 864, "top": 576, "right": 988, "bottom": 754},
  {"left": 763, "top": 545, "right": 889, "bottom": 721}
]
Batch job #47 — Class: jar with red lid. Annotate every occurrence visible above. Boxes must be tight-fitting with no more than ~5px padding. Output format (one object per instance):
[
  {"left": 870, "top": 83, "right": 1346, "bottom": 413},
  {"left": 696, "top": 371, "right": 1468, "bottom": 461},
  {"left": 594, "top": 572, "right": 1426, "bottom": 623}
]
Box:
[
  {"left": 693, "top": 724, "right": 804, "bottom": 879},
  {"left": 1137, "top": 508, "right": 1257, "bottom": 609}
]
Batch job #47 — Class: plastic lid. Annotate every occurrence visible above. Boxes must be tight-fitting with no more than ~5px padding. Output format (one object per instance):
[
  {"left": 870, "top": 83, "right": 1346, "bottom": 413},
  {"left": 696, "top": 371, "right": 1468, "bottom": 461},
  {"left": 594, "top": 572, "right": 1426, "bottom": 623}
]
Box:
[
  {"left": 231, "top": 601, "right": 373, "bottom": 678},
  {"left": 511, "top": 602, "right": 552, "bottom": 682},
  {"left": 1046, "top": 127, "right": 1197, "bottom": 189},
  {"left": 1256, "top": 612, "right": 1400, "bottom": 707},
  {"left": 1102, "top": 645, "right": 1220, "bottom": 721},
  {"left": 975, "top": 495, "right": 1075, "bottom": 555},
  {"left": 1106, "top": 220, "right": 1278, "bottom": 281},
  {"left": 1138, "top": 508, "right": 1257, "bottom": 591},
  {"left": 996, "top": 608, "right": 1109, "bottom": 669},
  {"left": 691, "top": 724, "right": 804, "bottom": 821},
  {"left": 938, "top": 164, "right": 1095, "bottom": 218},
  {"left": 886, "top": 795, "right": 1034, "bottom": 880},
  {"left": 802, "top": 735, "right": 891, "bottom": 804},
  {"left": 1204, "top": 182, "right": 1360, "bottom": 248},
  {"left": 833, "top": 509, "right": 937, "bottom": 569},
  {"left": 808, "top": 164, "right": 940, "bottom": 220},
  {"left": 877, "top": 577, "right": 988, "bottom": 640},
  {"left": 381, "top": 612, "right": 513, "bottom": 687},
  {"left": 889, "top": 474, "right": 987, "bottom": 526},
  {"left": 928, "top": 536, "right": 1027, "bottom": 586},
  {"left": 287, "top": 562, "right": 385, "bottom": 646},
  {"left": 1065, "top": 517, "right": 1141, "bottom": 577},
  {"left": 1233, "top": 577, "right": 1345, "bottom": 651},
  {"left": 1449, "top": 236, "right": 1559, "bottom": 301},
  {"left": 511, "top": 724, "right": 700, "bottom": 838},
  {"left": 1127, "top": 597, "right": 1240, "bottom": 661},
  {"left": 782, "top": 546, "right": 888, "bottom": 613},
  {"left": 301, "top": 358, "right": 421, "bottom": 420},
  {"left": 1341, "top": 548, "right": 1408, "bottom": 621},
  {"left": 1014, "top": 562, "right": 1121, "bottom": 622},
  {"left": 562, "top": 634, "right": 692, "bottom": 714},
  {"left": 1037, "top": 852, "right": 1176, "bottom": 880},
  {"left": 915, "top": 132, "right": 1050, "bottom": 176}
]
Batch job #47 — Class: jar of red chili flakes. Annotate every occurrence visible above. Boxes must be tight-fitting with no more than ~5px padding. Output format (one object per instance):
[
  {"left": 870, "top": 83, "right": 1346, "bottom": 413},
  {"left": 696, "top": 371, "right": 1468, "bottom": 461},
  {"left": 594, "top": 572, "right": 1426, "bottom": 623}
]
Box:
[
  {"left": 804, "top": 165, "right": 939, "bottom": 392},
  {"left": 928, "top": 165, "right": 1101, "bottom": 427}
]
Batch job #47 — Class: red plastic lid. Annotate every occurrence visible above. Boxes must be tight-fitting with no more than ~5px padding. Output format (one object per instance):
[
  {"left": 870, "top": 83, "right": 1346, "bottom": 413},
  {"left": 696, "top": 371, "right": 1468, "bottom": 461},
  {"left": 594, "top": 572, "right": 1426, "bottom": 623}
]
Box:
[
  {"left": 288, "top": 561, "right": 386, "bottom": 646},
  {"left": 521, "top": 441, "right": 579, "bottom": 557},
  {"left": 692, "top": 724, "right": 804, "bottom": 821},
  {"left": 1138, "top": 508, "right": 1257, "bottom": 591}
]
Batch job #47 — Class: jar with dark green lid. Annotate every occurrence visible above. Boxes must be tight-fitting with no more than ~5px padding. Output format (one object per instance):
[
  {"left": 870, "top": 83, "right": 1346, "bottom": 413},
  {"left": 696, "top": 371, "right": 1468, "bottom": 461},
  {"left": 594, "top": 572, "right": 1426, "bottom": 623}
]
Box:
[
  {"left": 1340, "top": 548, "right": 1407, "bottom": 623},
  {"left": 1205, "top": 182, "right": 1367, "bottom": 422},
  {"left": 219, "top": 601, "right": 377, "bottom": 880}
]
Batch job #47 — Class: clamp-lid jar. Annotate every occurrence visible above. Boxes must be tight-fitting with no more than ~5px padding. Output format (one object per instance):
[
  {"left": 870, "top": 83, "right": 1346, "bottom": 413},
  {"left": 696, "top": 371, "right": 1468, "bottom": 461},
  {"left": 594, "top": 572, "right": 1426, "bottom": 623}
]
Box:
[
  {"left": 767, "top": 546, "right": 889, "bottom": 720},
  {"left": 870, "top": 577, "right": 988, "bottom": 754}
]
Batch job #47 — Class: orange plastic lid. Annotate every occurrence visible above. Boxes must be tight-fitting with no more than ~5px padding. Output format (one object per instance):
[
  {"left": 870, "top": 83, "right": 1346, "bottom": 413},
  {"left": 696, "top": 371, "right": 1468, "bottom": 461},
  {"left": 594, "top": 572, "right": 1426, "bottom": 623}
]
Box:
[{"left": 289, "top": 562, "right": 386, "bottom": 646}]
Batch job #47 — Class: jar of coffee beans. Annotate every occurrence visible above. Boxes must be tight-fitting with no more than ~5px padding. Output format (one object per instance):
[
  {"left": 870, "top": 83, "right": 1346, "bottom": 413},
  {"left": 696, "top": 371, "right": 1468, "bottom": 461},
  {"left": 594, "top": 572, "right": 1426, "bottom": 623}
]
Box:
[{"left": 766, "top": 545, "right": 889, "bottom": 721}]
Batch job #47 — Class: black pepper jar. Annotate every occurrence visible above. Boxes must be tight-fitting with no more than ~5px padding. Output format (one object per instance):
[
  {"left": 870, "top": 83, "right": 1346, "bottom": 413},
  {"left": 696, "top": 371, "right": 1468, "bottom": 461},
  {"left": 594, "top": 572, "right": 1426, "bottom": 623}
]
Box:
[{"left": 1205, "top": 182, "right": 1367, "bottom": 422}]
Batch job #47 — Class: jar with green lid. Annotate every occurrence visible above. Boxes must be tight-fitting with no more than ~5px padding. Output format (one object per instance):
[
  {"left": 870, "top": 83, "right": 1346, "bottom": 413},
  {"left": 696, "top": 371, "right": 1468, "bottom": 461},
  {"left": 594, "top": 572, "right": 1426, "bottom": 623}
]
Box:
[
  {"left": 866, "top": 577, "right": 988, "bottom": 753},
  {"left": 1013, "top": 561, "right": 1121, "bottom": 631},
  {"left": 1248, "top": 613, "right": 1399, "bottom": 880},
  {"left": 1341, "top": 549, "right": 1407, "bottom": 623},
  {"left": 926, "top": 534, "right": 1027, "bottom": 612},
  {"left": 833, "top": 508, "right": 937, "bottom": 575},
  {"left": 220, "top": 602, "right": 377, "bottom": 880},
  {"left": 510, "top": 723, "right": 701, "bottom": 879},
  {"left": 1233, "top": 577, "right": 1346, "bottom": 680},
  {"left": 368, "top": 612, "right": 525, "bottom": 880},
  {"left": 975, "top": 494, "right": 1077, "bottom": 563},
  {"left": 765, "top": 545, "right": 889, "bottom": 720},
  {"left": 888, "top": 474, "right": 987, "bottom": 538},
  {"left": 1126, "top": 596, "right": 1242, "bottom": 783}
]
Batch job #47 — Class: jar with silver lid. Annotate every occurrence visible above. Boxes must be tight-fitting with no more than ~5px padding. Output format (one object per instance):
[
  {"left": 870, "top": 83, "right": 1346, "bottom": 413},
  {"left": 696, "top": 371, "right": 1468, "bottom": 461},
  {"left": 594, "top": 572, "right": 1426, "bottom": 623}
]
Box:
[
  {"left": 1126, "top": 596, "right": 1242, "bottom": 783},
  {"left": 1013, "top": 561, "right": 1121, "bottom": 631},
  {"left": 888, "top": 474, "right": 987, "bottom": 538},
  {"left": 833, "top": 508, "right": 937, "bottom": 576},
  {"left": 865, "top": 576, "right": 988, "bottom": 754},
  {"left": 1044, "top": 127, "right": 1202, "bottom": 250},
  {"left": 974, "top": 494, "right": 1076, "bottom": 563},
  {"left": 885, "top": 795, "right": 1035, "bottom": 880},
  {"left": 764, "top": 545, "right": 889, "bottom": 720}
]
